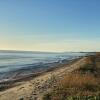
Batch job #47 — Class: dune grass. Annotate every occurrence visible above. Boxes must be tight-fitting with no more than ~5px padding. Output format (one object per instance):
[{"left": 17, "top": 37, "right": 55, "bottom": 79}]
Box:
[{"left": 43, "top": 54, "right": 100, "bottom": 100}]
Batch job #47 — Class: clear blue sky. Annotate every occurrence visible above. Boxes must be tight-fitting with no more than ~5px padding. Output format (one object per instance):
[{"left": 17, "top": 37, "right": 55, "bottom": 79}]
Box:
[{"left": 0, "top": 0, "right": 100, "bottom": 52}]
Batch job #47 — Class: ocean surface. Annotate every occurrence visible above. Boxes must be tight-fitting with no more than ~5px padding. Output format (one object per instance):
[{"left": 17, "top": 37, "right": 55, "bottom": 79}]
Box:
[{"left": 0, "top": 51, "right": 87, "bottom": 81}]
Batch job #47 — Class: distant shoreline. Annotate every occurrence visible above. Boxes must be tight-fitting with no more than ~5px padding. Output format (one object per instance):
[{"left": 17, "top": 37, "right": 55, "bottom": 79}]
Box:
[{"left": 0, "top": 50, "right": 96, "bottom": 53}]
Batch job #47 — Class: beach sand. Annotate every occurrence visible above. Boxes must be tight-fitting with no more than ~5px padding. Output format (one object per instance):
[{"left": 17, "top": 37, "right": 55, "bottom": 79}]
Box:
[{"left": 0, "top": 57, "right": 88, "bottom": 100}]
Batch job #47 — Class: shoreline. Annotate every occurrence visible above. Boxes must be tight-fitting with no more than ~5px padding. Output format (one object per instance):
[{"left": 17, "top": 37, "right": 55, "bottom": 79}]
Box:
[
  {"left": 0, "top": 57, "right": 81, "bottom": 92},
  {"left": 0, "top": 56, "right": 90, "bottom": 100},
  {"left": 0, "top": 58, "right": 76, "bottom": 81}
]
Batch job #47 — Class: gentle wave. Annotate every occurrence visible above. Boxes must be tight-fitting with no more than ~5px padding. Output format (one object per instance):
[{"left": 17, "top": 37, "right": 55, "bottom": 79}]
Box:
[{"left": 0, "top": 51, "right": 87, "bottom": 73}]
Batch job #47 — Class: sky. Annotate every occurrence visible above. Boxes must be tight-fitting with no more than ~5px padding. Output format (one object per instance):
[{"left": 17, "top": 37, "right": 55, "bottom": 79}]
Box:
[{"left": 0, "top": 0, "right": 100, "bottom": 52}]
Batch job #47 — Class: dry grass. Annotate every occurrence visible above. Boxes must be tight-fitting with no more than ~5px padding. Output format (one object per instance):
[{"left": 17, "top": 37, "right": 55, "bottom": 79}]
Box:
[
  {"left": 43, "top": 54, "right": 100, "bottom": 100},
  {"left": 44, "top": 72, "right": 100, "bottom": 100},
  {"left": 58, "top": 73, "right": 99, "bottom": 91}
]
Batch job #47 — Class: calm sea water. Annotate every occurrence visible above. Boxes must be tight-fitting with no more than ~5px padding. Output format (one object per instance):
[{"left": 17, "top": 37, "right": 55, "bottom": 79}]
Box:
[{"left": 0, "top": 51, "right": 87, "bottom": 73}]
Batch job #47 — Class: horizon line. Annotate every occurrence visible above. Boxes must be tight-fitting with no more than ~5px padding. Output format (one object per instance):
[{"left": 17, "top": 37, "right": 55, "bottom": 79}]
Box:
[{"left": 0, "top": 49, "right": 99, "bottom": 53}]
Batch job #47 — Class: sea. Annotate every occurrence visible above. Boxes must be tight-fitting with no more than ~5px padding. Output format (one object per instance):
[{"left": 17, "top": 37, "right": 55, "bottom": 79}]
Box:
[{"left": 0, "top": 51, "right": 87, "bottom": 81}]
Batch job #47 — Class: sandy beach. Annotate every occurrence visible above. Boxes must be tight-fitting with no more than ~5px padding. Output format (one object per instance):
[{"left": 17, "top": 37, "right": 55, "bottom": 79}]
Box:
[{"left": 0, "top": 56, "right": 88, "bottom": 100}]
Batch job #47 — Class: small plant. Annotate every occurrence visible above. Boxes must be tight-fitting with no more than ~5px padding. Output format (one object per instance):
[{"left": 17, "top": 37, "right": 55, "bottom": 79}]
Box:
[
  {"left": 43, "top": 93, "right": 51, "bottom": 100},
  {"left": 67, "top": 96, "right": 100, "bottom": 100},
  {"left": 19, "top": 97, "right": 24, "bottom": 100}
]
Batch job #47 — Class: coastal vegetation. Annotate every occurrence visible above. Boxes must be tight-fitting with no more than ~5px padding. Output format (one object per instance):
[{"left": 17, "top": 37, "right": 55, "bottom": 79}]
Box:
[{"left": 43, "top": 54, "right": 100, "bottom": 100}]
